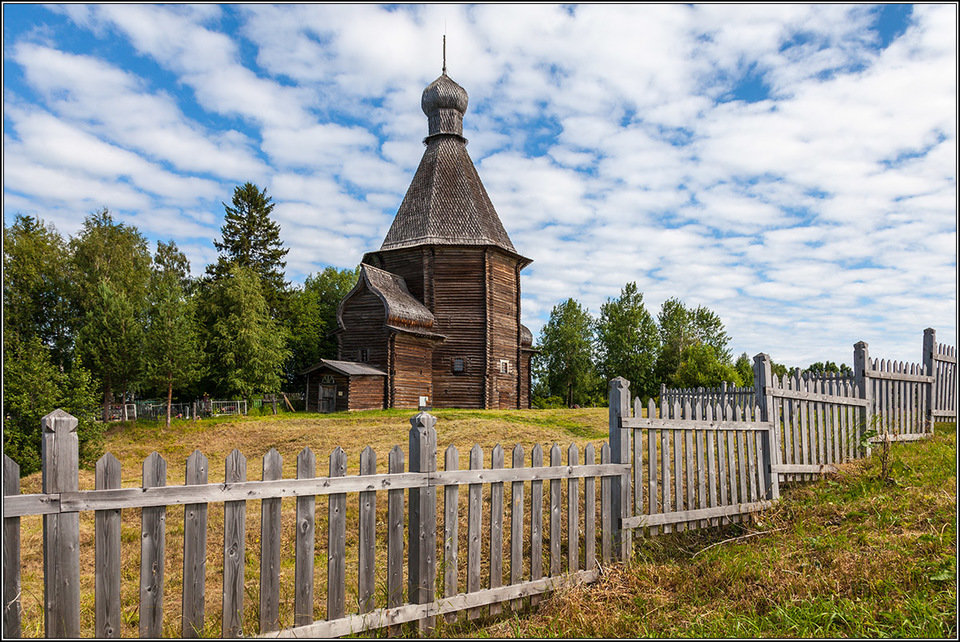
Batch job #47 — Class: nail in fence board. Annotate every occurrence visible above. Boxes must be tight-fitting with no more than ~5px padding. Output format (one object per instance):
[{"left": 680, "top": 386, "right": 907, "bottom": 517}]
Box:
[
  {"left": 182, "top": 450, "right": 208, "bottom": 638},
  {"left": 259, "top": 449, "right": 282, "bottom": 634},
  {"left": 222, "top": 450, "right": 247, "bottom": 638},
  {"left": 444, "top": 445, "right": 460, "bottom": 622},
  {"left": 358, "top": 446, "right": 377, "bottom": 614},
  {"left": 387, "top": 446, "right": 405, "bottom": 613},
  {"left": 489, "top": 444, "right": 505, "bottom": 617},
  {"left": 95, "top": 454, "right": 121, "bottom": 638},
  {"left": 327, "top": 447, "right": 347, "bottom": 622},
  {"left": 295, "top": 448, "right": 316, "bottom": 627},
  {"left": 567, "top": 444, "right": 580, "bottom": 573},
  {"left": 584, "top": 443, "right": 597, "bottom": 571},
  {"left": 467, "top": 444, "right": 483, "bottom": 620},
  {"left": 549, "top": 444, "right": 562, "bottom": 575},
  {"left": 529, "top": 444, "right": 544, "bottom": 609},
  {"left": 139, "top": 452, "right": 166, "bottom": 639},
  {"left": 510, "top": 445, "right": 524, "bottom": 611},
  {"left": 3, "top": 456, "right": 21, "bottom": 639}
]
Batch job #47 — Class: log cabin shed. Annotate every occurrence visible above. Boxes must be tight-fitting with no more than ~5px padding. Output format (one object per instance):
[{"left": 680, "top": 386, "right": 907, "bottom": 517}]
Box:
[{"left": 303, "top": 67, "right": 536, "bottom": 411}]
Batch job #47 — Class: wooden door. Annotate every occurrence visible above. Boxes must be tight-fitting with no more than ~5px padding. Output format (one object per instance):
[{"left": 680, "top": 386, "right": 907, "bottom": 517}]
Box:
[{"left": 320, "top": 386, "right": 337, "bottom": 413}]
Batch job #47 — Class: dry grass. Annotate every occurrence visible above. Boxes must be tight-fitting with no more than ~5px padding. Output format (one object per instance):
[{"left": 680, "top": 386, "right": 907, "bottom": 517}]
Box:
[{"left": 13, "top": 407, "right": 610, "bottom": 637}]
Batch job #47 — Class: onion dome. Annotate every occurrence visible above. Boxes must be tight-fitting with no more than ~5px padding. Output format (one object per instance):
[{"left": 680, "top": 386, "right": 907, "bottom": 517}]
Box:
[{"left": 421, "top": 73, "right": 468, "bottom": 139}]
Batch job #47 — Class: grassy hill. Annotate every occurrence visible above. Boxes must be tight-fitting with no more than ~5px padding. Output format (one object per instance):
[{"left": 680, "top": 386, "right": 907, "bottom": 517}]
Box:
[{"left": 12, "top": 410, "right": 955, "bottom": 638}]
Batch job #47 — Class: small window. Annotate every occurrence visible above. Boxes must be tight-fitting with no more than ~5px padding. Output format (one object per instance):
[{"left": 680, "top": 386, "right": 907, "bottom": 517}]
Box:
[
  {"left": 452, "top": 358, "right": 465, "bottom": 374},
  {"left": 358, "top": 348, "right": 369, "bottom": 362},
  {"left": 499, "top": 359, "right": 510, "bottom": 374}
]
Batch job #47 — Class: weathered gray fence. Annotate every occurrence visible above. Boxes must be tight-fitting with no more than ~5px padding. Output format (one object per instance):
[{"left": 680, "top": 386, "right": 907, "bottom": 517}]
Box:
[
  {"left": 2, "top": 407, "right": 631, "bottom": 639},
  {"left": 659, "top": 382, "right": 756, "bottom": 415},
  {"left": 661, "top": 329, "right": 956, "bottom": 484}
]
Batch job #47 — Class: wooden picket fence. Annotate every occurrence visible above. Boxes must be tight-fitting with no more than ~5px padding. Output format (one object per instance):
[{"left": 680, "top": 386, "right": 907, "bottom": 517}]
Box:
[
  {"left": 2, "top": 410, "right": 634, "bottom": 639},
  {"left": 659, "top": 382, "right": 756, "bottom": 415},
  {"left": 2, "top": 328, "right": 955, "bottom": 638}
]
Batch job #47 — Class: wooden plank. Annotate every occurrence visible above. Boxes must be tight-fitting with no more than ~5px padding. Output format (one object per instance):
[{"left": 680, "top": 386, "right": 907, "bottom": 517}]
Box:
[
  {"left": 467, "top": 444, "right": 483, "bottom": 619},
  {"left": 584, "top": 443, "right": 596, "bottom": 571},
  {"left": 647, "top": 425, "right": 657, "bottom": 521},
  {"left": 358, "top": 446, "right": 377, "bottom": 614},
  {"left": 696, "top": 425, "right": 707, "bottom": 529},
  {"left": 671, "top": 425, "right": 682, "bottom": 533},
  {"left": 222, "top": 450, "right": 247, "bottom": 638},
  {"left": 549, "top": 444, "right": 562, "bottom": 575},
  {"left": 139, "top": 452, "right": 166, "bottom": 638},
  {"left": 633, "top": 400, "right": 643, "bottom": 522},
  {"left": 41, "top": 410, "right": 81, "bottom": 638},
  {"left": 567, "top": 444, "right": 579, "bottom": 573},
  {"left": 3, "top": 456, "right": 21, "bottom": 639},
  {"left": 509, "top": 445, "right": 524, "bottom": 611},
  {"left": 737, "top": 430, "right": 748, "bottom": 504},
  {"left": 706, "top": 412, "right": 719, "bottom": 527},
  {"left": 2, "top": 494, "right": 60, "bottom": 518},
  {"left": 443, "top": 445, "right": 460, "bottom": 622},
  {"left": 327, "top": 447, "right": 347, "bottom": 621},
  {"left": 95, "top": 454, "right": 121, "bottom": 638},
  {"left": 726, "top": 428, "right": 737, "bottom": 506},
  {"left": 264, "top": 569, "right": 602, "bottom": 639},
  {"left": 489, "top": 444, "right": 505, "bottom": 617},
  {"left": 52, "top": 464, "right": 630, "bottom": 515},
  {"left": 765, "top": 387, "right": 871, "bottom": 406},
  {"left": 816, "top": 380, "right": 827, "bottom": 467},
  {"left": 622, "top": 418, "right": 774, "bottom": 431},
  {"left": 866, "top": 369, "right": 936, "bottom": 383},
  {"left": 717, "top": 405, "right": 729, "bottom": 524},
  {"left": 684, "top": 426, "right": 695, "bottom": 530},
  {"left": 387, "top": 446, "right": 405, "bottom": 613},
  {"left": 182, "top": 450, "right": 208, "bottom": 638},
  {"left": 600, "top": 444, "right": 612, "bottom": 562},
  {"left": 259, "top": 449, "right": 282, "bottom": 635},
  {"left": 622, "top": 500, "right": 774, "bottom": 529},
  {"left": 529, "top": 444, "right": 544, "bottom": 609},
  {"left": 295, "top": 448, "right": 316, "bottom": 627}
]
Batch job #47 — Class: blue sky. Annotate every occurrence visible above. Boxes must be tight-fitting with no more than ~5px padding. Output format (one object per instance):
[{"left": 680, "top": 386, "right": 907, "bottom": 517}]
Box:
[{"left": 3, "top": 4, "right": 957, "bottom": 368}]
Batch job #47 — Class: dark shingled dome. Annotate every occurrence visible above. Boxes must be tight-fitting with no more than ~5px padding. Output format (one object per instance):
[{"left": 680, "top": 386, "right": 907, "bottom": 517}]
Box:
[{"left": 379, "top": 72, "right": 525, "bottom": 258}]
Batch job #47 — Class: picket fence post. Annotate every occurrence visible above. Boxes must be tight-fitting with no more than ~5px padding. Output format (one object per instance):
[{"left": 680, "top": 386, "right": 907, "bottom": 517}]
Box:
[
  {"left": 408, "top": 412, "right": 437, "bottom": 633},
  {"left": 41, "top": 409, "right": 81, "bottom": 638},
  {"left": 752, "top": 354, "right": 780, "bottom": 500},
  {"left": 854, "top": 341, "right": 873, "bottom": 457},
  {"left": 923, "top": 328, "right": 936, "bottom": 433},
  {"left": 608, "top": 377, "right": 631, "bottom": 560}
]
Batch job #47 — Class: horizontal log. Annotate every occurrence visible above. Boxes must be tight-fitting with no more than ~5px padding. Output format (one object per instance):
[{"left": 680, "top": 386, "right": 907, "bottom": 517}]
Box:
[
  {"left": 260, "top": 569, "right": 600, "bottom": 638},
  {"left": 2, "top": 493, "right": 60, "bottom": 518},
  {"left": 16, "top": 464, "right": 629, "bottom": 515},
  {"left": 766, "top": 388, "right": 870, "bottom": 407},
  {"left": 622, "top": 418, "right": 771, "bottom": 432},
  {"left": 772, "top": 464, "right": 837, "bottom": 474},
  {"left": 866, "top": 369, "right": 936, "bottom": 383},
  {"left": 623, "top": 500, "right": 773, "bottom": 529}
]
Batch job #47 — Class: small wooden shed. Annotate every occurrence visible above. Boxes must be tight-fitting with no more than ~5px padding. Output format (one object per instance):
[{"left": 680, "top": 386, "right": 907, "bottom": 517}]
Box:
[{"left": 301, "top": 359, "right": 387, "bottom": 413}]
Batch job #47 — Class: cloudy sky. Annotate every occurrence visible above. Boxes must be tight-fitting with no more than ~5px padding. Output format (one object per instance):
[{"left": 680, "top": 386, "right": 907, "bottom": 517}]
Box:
[{"left": 3, "top": 4, "right": 957, "bottom": 368}]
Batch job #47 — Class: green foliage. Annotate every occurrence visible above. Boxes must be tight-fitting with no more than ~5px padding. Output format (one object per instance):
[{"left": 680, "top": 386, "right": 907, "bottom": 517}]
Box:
[
  {"left": 595, "top": 282, "right": 659, "bottom": 400},
  {"left": 284, "top": 266, "right": 359, "bottom": 383},
  {"left": 671, "top": 343, "right": 743, "bottom": 388},
  {"left": 533, "top": 298, "right": 602, "bottom": 407},
  {"left": 145, "top": 241, "right": 203, "bottom": 426},
  {"left": 208, "top": 182, "right": 289, "bottom": 317},
  {"left": 734, "top": 352, "right": 753, "bottom": 387},
  {"left": 2, "top": 215, "right": 74, "bottom": 367},
  {"left": 2, "top": 335, "right": 102, "bottom": 476},
  {"left": 655, "top": 297, "right": 734, "bottom": 386},
  {"left": 70, "top": 209, "right": 152, "bottom": 412},
  {"left": 807, "top": 361, "right": 853, "bottom": 376},
  {"left": 199, "top": 264, "right": 291, "bottom": 399}
]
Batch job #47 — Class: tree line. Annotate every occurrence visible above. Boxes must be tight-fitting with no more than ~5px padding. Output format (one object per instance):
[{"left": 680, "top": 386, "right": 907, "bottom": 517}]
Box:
[
  {"left": 3, "top": 183, "right": 357, "bottom": 474},
  {"left": 531, "top": 283, "right": 753, "bottom": 408}
]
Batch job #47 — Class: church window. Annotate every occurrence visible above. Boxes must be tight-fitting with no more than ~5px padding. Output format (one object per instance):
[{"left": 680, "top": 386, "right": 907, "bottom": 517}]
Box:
[
  {"left": 452, "top": 358, "right": 465, "bottom": 374},
  {"left": 358, "top": 348, "right": 369, "bottom": 362},
  {"left": 500, "top": 359, "right": 510, "bottom": 374}
]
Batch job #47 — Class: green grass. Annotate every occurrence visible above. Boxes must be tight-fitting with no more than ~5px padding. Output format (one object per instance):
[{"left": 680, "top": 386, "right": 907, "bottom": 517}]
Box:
[{"left": 471, "top": 422, "right": 957, "bottom": 638}]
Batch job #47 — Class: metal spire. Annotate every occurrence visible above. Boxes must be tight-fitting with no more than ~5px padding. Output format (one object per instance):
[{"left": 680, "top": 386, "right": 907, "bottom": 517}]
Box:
[{"left": 442, "top": 34, "right": 446, "bottom": 74}]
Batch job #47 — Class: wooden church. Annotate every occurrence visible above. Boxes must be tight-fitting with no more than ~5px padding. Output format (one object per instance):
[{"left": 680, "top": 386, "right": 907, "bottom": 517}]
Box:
[{"left": 302, "top": 65, "right": 535, "bottom": 411}]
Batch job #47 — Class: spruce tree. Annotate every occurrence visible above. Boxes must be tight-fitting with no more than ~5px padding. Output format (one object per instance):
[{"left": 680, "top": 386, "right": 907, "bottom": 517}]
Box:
[{"left": 209, "top": 182, "right": 289, "bottom": 316}]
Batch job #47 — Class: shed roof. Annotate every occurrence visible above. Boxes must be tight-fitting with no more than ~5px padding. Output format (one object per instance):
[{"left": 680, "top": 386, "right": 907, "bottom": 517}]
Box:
[
  {"left": 300, "top": 359, "right": 387, "bottom": 377},
  {"left": 337, "top": 263, "right": 437, "bottom": 330}
]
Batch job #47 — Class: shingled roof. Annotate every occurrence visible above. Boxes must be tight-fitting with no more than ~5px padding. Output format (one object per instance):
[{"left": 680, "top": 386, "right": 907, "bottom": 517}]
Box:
[
  {"left": 379, "top": 72, "right": 525, "bottom": 259},
  {"left": 337, "top": 263, "right": 438, "bottom": 330}
]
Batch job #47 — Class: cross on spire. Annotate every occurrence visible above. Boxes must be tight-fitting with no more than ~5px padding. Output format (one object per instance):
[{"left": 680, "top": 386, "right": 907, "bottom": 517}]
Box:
[{"left": 442, "top": 35, "right": 446, "bottom": 74}]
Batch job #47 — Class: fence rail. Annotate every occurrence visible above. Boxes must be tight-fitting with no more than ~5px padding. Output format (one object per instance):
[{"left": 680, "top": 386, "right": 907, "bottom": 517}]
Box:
[{"left": 2, "top": 328, "right": 955, "bottom": 638}]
